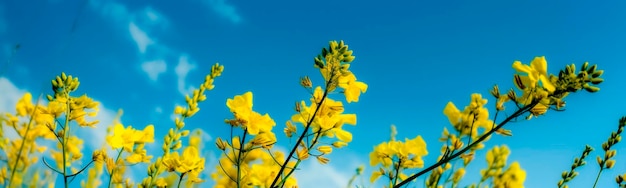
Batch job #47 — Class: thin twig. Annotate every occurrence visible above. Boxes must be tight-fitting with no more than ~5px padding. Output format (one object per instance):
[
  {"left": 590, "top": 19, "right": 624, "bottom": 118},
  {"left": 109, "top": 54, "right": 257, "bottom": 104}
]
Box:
[{"left": 394, "top": 100, "right": 538, "bottom": 188}]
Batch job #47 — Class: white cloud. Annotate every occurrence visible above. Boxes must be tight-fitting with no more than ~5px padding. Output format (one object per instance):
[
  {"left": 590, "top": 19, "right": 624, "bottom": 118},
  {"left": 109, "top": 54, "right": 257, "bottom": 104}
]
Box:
[
  {"left": 129, "top": 22, "right": 154, "bottom": 53},
  {"left": 89, "top": 2, "right": 179, "bottom": 84},
  {"left": 145, "top": 8, "right": 160, "bottom": 22},
  {"left": 295, "top": 159, "right": 353, "bottom": 188},
  {"left": 141, "top": 60, "right": 167, "bottom": 81},
  {"left": 175, "top": 55, "right": 197, "bottom": 95},
  {"left": 141, "top": 7, "right": 168, "bottom": 28},
  {"left": 204, "top": 0, "right": 242, "bottom": 24},
  {"left": 0, "top": 77, "right": 25, "bottom": 113},
  {"left": 0, "top": 77, "right": 26, "bottom": 141}
]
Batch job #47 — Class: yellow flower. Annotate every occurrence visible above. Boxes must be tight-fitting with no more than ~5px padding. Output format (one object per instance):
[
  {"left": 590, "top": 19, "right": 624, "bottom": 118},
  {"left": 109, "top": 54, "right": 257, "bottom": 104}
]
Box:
[
  {"left": 226, "top": 92, "right": 276, "bottom": 135},
  {"left": 284, "top": 121, "right": 297, "bottom": 138},
  {"left": 370, "top": 169, "right": 383, "bottom": 183},
  {"left": 138, "top": 125, "right": 155, "bottom": 143},
  {"left": 443, "top": 94, "right": 494, "bottom": 137},
  {"left": 106, "top": 123, "right": 155, "bottom": 152},
  {"left": 486, "top": 145, "right": 510, "bottom": 168},
  {"left": 494, "top": 162, "right": 526, "bottom": 188},
  {"left": 226, "top": 92, "right": 253, "bottom": 117},
  {"left": 0, "top": 167, "right": 6, "bottom": 184},
  {"left": 338, "top": 73, "right": 368, "bottom": 103},
  {"left": 452, "top": 168, "right": 466, "bottom": 183},
  {"left": 370, "top": 142, "right": 393, "bottom": 167},
  {"left": 69, "top": 94, "right": 100, "bottom": 127},
  {"left": 246, "top": 112, "right": 276, "bottom": 135},
  {"left": 250, "top": 131, "right": 277, "bottom": 149},
  {"left": 291, "top": 87, "right": 357, "bottom": 143},
  {"left": 126, "top": 145, "right": 152, "bottom": 164},
  {"left": 512, "top": 56, "right": 555, "bottom": 92},
  {"left": 155, "top": 178, "right": 168, "bottom": 188},
  {"left": 163, "top": 147, "right": 204, "bottom": 174}
]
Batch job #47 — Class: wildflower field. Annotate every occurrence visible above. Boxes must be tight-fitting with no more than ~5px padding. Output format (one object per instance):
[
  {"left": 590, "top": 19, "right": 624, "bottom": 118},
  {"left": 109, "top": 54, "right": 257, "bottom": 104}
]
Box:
[{"left": 1, "top": 1, "right": 626, "bottom": 188}]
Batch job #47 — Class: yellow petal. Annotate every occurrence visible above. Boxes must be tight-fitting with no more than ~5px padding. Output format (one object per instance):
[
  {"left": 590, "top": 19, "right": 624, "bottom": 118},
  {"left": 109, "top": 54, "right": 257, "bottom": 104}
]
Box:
[
  {"left": 335, "top": 129, "right": 353, "bottom": 142},
  {"left": 443, "top": 102, "right": 460, "bottom": 126},
  {"left": 512, "top": 61, "right": 532, "bottom": 74},
  {"left": 370, "top": 171, "right": 383, "bottom": 183},
  {"left": 530, "top": 56, "right": 548, "bottom": 75}
]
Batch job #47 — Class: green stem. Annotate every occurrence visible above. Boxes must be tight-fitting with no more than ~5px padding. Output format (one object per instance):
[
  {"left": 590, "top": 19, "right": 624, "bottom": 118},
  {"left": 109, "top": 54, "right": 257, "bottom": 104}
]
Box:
[
  {"left": 147, "top": 116, "right": 188, "bottom": 188},
  {"left": 392, "top": 159, "right": 402, "bottom": 186},
  {"left": 277, "top": 160, "right": 302, "bottom": 188},
  {"left": 592, "top": 168, "right": 604, "bottom": 188},
  {"left": 8, "top": 94, "right": 42, "bottom": 187},
  {"left": 68, "top": 160, "right": 95, "bottom": 183},
  {"left": 270, "top": 79, "right": 332, "bottom": 188},
  {"left": 236, "top": 129, "right": 248, "bottom": 188},
  {"left": 62, "top": 93, "right": 72, "bottom": 188},
  {"left": 177, "top": 172, "right": 186, "bottom": 188},
  {"left": 394, "top": 100, "right": 538, "bottom": 188},
  {"left": 107, "top": 149, "right": 124, "bottom": 188}
]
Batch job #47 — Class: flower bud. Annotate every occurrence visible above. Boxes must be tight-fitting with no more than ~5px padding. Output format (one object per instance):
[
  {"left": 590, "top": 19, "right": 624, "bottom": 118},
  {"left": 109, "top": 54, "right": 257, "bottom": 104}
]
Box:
[{"left": 606, "top": 159, "right": 616, "bottom": 169}]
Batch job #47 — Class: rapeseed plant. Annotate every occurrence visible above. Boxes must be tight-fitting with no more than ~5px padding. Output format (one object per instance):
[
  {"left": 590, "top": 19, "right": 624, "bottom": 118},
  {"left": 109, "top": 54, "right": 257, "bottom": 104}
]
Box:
[
  {"left": 0, "top": 41, "right": 619, "bottom": 188},
  {"left": 388, "top": 56, "right": 603, "bottom": 188}
]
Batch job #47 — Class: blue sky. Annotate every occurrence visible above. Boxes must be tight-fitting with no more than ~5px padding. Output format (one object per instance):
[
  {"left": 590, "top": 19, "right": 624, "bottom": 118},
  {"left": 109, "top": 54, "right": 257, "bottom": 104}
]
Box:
[{"left": 1, "top": 0, "right": 626, "bottom": 187}]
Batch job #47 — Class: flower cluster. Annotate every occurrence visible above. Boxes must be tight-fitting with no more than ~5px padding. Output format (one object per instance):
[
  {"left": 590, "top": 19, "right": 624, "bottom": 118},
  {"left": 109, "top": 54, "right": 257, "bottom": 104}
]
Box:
[
  {"left": 211, "top": 41, "right": 368, "bottom": 188},
  {"left": 443, "top": 93, "right": 494, "bottom": 146},
  {"left": 0, "top": 93, "right": 56, "bottom": 187},
  {"left": 92, "top": 110, "right": 156, "bottom": 187},
  {"left": 386, "top": 57, "right": 605, "bottom": 188},
  {"left": 212, "top": 91, "right": 286, "bottom": 187},
  {"left": 505, "top": 57, "right": 603, "bottom": 119},
  {"left": 212, "top": 138, "right": 297, "bottom": 188},
  {"left": 369, "top": 125, "right": 428, "bottom": 186},
  {"left": 141, "top": 63, "right": 223, "bottom": 188},
  {"left": 558, "top": 145, "right": 593, "bottom": 188},
  {"left": 1, "top": 41, "right": 616, "bottom": 188}
]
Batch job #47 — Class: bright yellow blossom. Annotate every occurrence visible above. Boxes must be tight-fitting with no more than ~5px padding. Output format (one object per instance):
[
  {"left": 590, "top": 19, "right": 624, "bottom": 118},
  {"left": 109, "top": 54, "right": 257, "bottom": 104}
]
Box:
[
  {"left": 512, "top": 56, "right": 555, "bottom": 93},
  {"left": 494, "top": 162, "right": 526, "bottom": 188},
  {"left": 226, "top": 92, "right": 276, "bottom": 135},
  {"left": 290, "top": 87, "right": 357, "bottom": 146},
  {"left": 369, "top": 134, "right": 428, "bottom": 183},
  {"left": 338, "top": 72, "right": 368, "bottom": 103},
  {"left": 162, "top": 147, "right": 204, "bottom": 174},
  {"left": 444, "top": 93, "right": 494, "bottom": 138},
  {"left": 106, "top": 122, "right": 155, "bottom": 152}
]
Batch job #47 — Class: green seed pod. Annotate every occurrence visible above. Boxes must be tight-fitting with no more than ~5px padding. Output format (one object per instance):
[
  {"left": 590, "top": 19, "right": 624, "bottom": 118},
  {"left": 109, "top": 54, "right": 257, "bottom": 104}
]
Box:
[
  {"left": 314, "top": 56, "right": 324, "bottom": 68},
  {"left": 588, "top": 65, "right": 597, "bottom": 74},
  {"left": 577, "top": 71, "right": 588, "bottom": 78},
  {"left": 343, "top": 55, "right": 355, "bottom": 63},
  {"left": 584, "top": 85, "right": 600, "bottom": 93},
  {"left": 581, "top": 62, "right": 589, "bottom": 71},
  {"left": 590, "top": 78, "right": 604, "bottom": 84},
  {"left": 591, "top": 70, "right": 604, "bottom": 78},
  {"left": 338, "top": 46, "right": 347, "bottom": 54},
  {"left": 56, "top": 77, "right": 64, "bottom": 87},
  {"left": 565, "top": 65, "right": 572, "bottom": 74}
]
